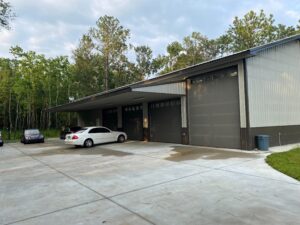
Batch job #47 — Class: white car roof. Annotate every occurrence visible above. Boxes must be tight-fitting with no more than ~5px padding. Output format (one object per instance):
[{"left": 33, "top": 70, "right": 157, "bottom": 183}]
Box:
[{"left": 83, "top": 126, "right": 110, "bottom": 129}]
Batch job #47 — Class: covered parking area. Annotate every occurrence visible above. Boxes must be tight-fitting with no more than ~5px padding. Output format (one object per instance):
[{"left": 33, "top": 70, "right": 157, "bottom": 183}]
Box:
[{"left": 49, "top": 82, "right": 188, "bottom": 144}]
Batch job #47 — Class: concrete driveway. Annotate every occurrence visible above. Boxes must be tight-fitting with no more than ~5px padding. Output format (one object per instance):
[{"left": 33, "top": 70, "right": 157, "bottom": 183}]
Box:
[{"left": 0, "top": 140, "right": 299, "bottom": 225}]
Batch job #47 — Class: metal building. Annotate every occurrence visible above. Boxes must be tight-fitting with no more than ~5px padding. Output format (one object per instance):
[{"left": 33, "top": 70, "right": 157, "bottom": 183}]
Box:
[{"left": 49, "top": 35, "right": 300, "bottom": 150}]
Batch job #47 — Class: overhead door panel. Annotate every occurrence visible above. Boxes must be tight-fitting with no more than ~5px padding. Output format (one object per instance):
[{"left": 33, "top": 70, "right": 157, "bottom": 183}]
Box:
[
  {"left": 123, "top": 104, "right": 143, "bottom": 140},
  {"left": 149, "top": 99, "right": 181, "bottom": 144},
  {"left": 188, "top": 67, "right": 240, "bottom": 149},
  {"left": 103, "top": 108, "right": 118, "bottom": 131}
]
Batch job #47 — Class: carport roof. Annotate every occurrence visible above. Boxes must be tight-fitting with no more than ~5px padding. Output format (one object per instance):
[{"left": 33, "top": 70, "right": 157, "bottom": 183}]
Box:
[
  {"left": 48, "top": 34, "right": 300, "bottom": 112},
  {"left": 48, "top": 86, "right": 185, "bottom": 112}
]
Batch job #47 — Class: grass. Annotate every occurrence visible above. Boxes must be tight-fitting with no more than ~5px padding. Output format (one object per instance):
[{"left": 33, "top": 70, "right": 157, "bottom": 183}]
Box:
[
  {"left": 1, "top": 129, "right": 60, "bottom": 142},
  {"left": 266, "top": 148, "right": 300, "bottom": 181}
]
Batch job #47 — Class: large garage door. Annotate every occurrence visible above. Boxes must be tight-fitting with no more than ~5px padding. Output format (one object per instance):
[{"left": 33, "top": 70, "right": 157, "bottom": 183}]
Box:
[
  {"left": 123, "top": 104, "right": 143, "bottom": 140},
  {"left": 103, "top": 108, "right": 118, "bottom": 131},
  {"left": 149, "top": 99, "right": 181, "bottom": 143},
  {"left": 188, "top": 67, "right": 240, "bottom": 149}
]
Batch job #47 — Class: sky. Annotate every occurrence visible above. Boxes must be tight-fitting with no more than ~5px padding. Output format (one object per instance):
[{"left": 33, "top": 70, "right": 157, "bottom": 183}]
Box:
[{"left": 0, "top": 0, "right": 300, "bottom": 59}]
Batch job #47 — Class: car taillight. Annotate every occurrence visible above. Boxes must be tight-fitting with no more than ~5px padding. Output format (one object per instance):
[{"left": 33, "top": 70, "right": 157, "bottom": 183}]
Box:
[{"left": 72, "top": 135, "right": 79, "bottom": 140}]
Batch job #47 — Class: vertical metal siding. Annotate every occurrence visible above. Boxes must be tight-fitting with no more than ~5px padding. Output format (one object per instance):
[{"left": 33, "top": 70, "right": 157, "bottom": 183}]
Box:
[
  {"left": 238, "top": 61, "right": 247, "bottom": 128},
  {"left": 132, "top": 82, "right": 186, "bottom": 95},
  {"left": 247, "top": 41, "right": 300, "bottom": 127},
  {"left": 181, "top": 96, "right": 187, "bottom": 128},
  {"left": 188, "top": 67, "right": 241, "bottom": 149}
]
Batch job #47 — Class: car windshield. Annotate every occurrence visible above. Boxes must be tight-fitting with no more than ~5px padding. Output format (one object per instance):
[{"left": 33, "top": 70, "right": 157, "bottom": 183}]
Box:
[
  {"left": 25, "top": 129, "right": 40, "bottom": 135},
  {"left": 75, "top": 128, "right": 87, "bottom": 133},
  {"left": 70, "top": 127, "right": 81, "bottom": 132}
]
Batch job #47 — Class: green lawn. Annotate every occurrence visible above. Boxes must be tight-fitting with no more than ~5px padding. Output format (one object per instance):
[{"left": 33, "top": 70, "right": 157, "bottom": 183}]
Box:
[{"left": 266, "top": 148, "right": 300, "bottom": 181}]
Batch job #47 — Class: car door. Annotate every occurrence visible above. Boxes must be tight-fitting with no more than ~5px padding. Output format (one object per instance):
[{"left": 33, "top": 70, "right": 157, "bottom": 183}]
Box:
[
  {"left": 88, "top": 128, "right": 100, "bottom": 144},
  {"left": 97, "top": 127, "right": 114, "bottom": 143}
]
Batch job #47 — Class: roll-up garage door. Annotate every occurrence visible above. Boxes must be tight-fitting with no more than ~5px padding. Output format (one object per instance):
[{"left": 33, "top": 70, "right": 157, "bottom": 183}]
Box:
[
  {"left": 188, "top": 66, "right": 240, "bottom": 149},
  {"left": 149, "top": 99, "right": 181, "bottom": 144},
  {"left": 123, "top": 104, "right": 143, "bottom": 140},
  {"left": 103, "top": 108, "right": 118, "bottom": 131}
]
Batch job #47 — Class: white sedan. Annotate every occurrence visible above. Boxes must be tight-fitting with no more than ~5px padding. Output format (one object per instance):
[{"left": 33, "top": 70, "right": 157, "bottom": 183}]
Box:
[{"left": 65, "top": 126, "right": 127, "bottom": 147}]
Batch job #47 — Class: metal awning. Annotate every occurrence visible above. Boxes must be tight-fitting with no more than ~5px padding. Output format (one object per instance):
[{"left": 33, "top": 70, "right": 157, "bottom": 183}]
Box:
[{"left": 48, "top": 82, "right": 186, "bottom": 112}]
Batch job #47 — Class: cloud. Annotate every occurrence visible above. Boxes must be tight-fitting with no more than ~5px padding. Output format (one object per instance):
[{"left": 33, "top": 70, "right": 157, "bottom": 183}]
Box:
[
  {"left": 1, "top": 0, "right": 300, "bottom": 60},
  {"left": 285, "top": 10, "right": 300, "bottom": 20},
  {"left": 90, "top": 0, "right": 140, "bottom": 19}
]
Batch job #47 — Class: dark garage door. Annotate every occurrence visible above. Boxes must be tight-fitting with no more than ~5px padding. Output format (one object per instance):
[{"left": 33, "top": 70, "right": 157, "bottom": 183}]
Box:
[
  {"left": 188, "top": 67, "right": 240, "bottom": 149},
  {"left": 103, "top": 108, "right": 118, "bottom": 131},
  {"left": 123, "top": 104, "right": 143, "bottom": 140},
  {"left": 149, "top": 99, "right": 181, "bottom": 144}
]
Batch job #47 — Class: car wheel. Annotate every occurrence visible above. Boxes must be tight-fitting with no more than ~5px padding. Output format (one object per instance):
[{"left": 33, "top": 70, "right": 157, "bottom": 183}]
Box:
[
  {"left": 41, "top": 139, "right": 44, "bottom": 143},
  {"left": 117, "top": 135, "right": 125, "bottom": 143},
  {"left": 84, "top": 139, "right": 93, "bottom": 148}
]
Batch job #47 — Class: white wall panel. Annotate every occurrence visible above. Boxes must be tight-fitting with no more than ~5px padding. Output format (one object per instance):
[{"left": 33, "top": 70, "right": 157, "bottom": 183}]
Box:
[
  {"left": 247, "top": 41, "right": 300, "bottom": 127},
  {"left": 238, "top": 61, "right": 246, "bottom": 128},
  {"left": 132, "top": 82, "right": 185, "bottom": 95}
]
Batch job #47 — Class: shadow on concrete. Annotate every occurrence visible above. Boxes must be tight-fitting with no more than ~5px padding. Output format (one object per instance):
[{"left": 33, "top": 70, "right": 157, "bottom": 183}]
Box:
[
  {"left": 165, "top": 146, "right": 259, "bottom": 161},
  {"left": 29, "top": 146, "right": 132, "bottom": 157}
]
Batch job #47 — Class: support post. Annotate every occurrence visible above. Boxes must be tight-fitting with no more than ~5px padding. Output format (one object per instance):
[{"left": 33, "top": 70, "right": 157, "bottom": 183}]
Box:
[{"left": 143, "top": 102, "right": 149, "bottom": 141}]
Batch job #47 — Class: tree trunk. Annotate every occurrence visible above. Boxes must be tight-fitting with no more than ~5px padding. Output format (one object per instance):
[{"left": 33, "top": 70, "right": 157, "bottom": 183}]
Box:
[
  {"left": 55, "top": 81, "right": 59, "bottom": 128},
  {"left": 8, "top": 88, "right": 12, "bottom": 140},
  {"left": 104, "top": 56, "right": 109, "bottom": 91},
  {"left": 14, "top": 102, "right": 19, "bottom": 137},
  {"left": 48, "top": 74, "right": 51, "bottom": 129}
]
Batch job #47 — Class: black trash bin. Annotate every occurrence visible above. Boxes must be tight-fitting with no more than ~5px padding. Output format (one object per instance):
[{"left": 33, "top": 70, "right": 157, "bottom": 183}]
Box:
[{"left": 255, "top": 135, "right": 270, "bottom": 151}]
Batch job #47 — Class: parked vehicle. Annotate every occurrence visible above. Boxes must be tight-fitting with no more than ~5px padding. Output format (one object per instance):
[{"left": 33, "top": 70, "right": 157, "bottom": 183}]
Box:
[
  {"left": 21, "top": 129, "right": 44, "bottom": 144},
  {"left": 65, "top": 126, "right": 127, "bottom": 147},
  {"left": 60, "top": 126, "right": 82, "bottom": 140},
  {"left": 0, "top": 131, "right": 3, "bottom": 147}
]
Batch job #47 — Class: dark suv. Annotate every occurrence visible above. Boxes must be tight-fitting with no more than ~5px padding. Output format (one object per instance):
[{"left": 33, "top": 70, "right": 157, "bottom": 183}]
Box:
[
  {"left": 0, "top": 131, "right": 3, "bottom": 147},
  {"left": 60, "top": 126, "right": 82, "bottom": 140},
  {"left": 21, "top": 129, "right": 44, "bottom": 144}
]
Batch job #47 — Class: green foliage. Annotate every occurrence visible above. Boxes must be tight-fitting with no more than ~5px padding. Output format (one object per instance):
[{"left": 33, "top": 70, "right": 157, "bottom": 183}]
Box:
[
  {"left": 266, "top": 148, "right": 300, "bottom": 181},
  {"left": 159, "top": 32, "right": 218, "bottom": 74},
  {"left": 90, "top": 15, "right": 130, "bottom": 90},
  {"left": 157, "top": 10, "right": 300, "bottom": 73},
  {"left": 220, "top": 10, "right": 300, "bottom": 53},
  {"left": 72, "top": 34, "right": 103, "bottom": 96},
  {"left": 0, "top": 0, "right": 15, "bottom": 30},
  {"left": 0, "top": 46, "right": 78, "bottom": 136},
  {"left": 134, "top": 45, "right": 158, "bottom": 79}
]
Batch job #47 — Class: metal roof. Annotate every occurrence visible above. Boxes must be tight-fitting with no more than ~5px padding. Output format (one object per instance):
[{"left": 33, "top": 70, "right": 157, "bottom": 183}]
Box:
[{"left": 48, "top": 34, "right": 300, "bottom": 112}]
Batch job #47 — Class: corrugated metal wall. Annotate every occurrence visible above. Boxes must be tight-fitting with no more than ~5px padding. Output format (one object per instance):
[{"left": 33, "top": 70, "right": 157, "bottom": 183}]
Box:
[
  {"left": 132, "top": 82, "right": 186, "bottom": 95},
  {"left": 247, "top": 40, "right": 300, "bottom": 127},
  {"left": 188, "top": 67, "right": 241, "bottom": 149}
]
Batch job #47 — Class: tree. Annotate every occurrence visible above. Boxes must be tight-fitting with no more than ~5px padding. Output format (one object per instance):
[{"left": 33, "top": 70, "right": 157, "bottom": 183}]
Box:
[
  {"left": 221, "top": 10, "right": 300, "bottom": 53},
  {"left": 158, "top": 32, "right": 218, "bottom": 73},
  {"left": 0, "top": 0, "right": 15, "bottom": 30},
  {"left": 275, "top": 23, "right": 300, "bottom": 39},
  {"left": 182, "top": 32, "right": 218, "bottom": 65},
  {"left": 90, "top": 15, "right": 130, "bottom": 90},
  {"left": 134, "top": 45, "right": 157, "bottom": 79},
  {"left": 73, "top": 34, "right": 103, "bottom": 97}
]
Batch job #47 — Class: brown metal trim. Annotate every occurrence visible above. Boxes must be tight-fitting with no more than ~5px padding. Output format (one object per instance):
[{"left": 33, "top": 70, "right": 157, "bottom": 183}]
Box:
[{"left": 247, "top": 125, "right": 300, "bottom": 149}]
